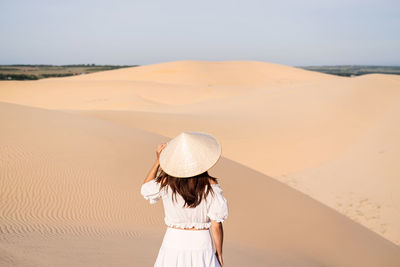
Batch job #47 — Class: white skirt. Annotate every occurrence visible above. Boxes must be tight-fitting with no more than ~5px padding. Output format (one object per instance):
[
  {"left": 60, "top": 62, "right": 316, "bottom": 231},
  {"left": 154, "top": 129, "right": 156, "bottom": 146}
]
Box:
[{"left": 154, "top": 227, "right": 221, "bottom": 267}]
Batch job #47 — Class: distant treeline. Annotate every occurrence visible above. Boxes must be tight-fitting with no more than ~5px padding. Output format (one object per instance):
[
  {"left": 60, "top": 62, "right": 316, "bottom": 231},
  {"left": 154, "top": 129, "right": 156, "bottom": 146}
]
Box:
[
  {"left": 0, "top": 73, "right": 77, "bottom": 80},
  {"left": 2, "top": 64, "right": 137, "bottom": 67},
  {"left": 0, "top": 64, "right": 138, "bottom": 80},
  {"left": 298, "top": 65, "right": 400, "bottom": 77},
  {"left": 0, "top": 73, "right": 39, "bottom": 80}
]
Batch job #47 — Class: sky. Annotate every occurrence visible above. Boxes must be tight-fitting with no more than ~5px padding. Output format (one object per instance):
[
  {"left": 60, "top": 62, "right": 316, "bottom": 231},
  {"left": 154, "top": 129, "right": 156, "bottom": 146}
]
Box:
[{"left": 0, "top": 0, "right": 399, "bottom": 66}]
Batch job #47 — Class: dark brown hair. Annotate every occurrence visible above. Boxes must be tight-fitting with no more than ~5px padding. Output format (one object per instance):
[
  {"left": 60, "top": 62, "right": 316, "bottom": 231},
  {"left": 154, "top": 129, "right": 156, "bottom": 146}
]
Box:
[{"left": 155, "top": 169, "right": 217, "bottom": 208}]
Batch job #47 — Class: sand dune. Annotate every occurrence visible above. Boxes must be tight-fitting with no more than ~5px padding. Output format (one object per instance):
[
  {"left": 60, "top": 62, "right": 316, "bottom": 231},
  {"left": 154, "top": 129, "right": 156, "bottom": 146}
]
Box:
[
  {"left": 66, "top": 60, "right": 334, "bottom": 85},
  {"left": 62, "top": 63, "right": 400, "bottom": 245},
  {"left": 0, "top": 61, "right": 335, "bottom": 108},
  {"left": 1, "top": 60, "right": 400, "bottom": 266},
  {"left": 1, "top": 102, "right": 399, "bottom": 266}
]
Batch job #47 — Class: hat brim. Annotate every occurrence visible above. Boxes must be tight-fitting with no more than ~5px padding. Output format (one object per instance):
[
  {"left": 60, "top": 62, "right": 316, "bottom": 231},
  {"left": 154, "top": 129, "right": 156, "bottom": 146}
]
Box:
[{"left": 159, "top": 132, "right": 222, "bottom": 178}]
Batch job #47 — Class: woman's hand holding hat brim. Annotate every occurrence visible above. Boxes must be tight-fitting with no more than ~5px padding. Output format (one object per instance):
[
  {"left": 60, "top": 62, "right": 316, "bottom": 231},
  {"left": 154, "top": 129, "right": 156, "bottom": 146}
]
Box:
[{"left": 156, "top": 143, "right": 167, "bottom": 163}]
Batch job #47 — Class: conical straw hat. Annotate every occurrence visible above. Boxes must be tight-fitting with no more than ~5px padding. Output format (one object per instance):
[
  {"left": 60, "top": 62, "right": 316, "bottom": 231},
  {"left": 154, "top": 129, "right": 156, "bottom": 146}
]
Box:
[{"left": 159, "top": 132, "right": 222, "bottom": 178}]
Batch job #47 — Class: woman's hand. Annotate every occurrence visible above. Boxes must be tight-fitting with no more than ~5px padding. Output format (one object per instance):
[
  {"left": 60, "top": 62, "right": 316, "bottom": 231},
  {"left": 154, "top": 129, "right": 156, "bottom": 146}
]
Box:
[
  {"left": 143, "top": 143, "right": 167, "bottom": 184},
  {"left": 216, "top": 252, "right": 224, "bottom": 266},
  {"left": 155, "top": 143, "right": 167, "bottom": 163}
]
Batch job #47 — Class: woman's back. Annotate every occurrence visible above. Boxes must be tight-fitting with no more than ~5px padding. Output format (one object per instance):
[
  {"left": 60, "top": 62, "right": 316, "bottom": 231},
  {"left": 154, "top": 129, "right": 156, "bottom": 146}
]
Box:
[{"left": 141, "top": 179, "right": 228, "bottom": 229}]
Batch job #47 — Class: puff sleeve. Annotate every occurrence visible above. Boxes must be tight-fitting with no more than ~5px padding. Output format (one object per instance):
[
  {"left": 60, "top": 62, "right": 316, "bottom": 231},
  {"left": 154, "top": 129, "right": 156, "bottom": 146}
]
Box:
[
  {"left": 140, "top": 179, "right": 163, "bottom": 204},
  {"left": 207, "top": 184, "right": 229, "bottom": 223}
]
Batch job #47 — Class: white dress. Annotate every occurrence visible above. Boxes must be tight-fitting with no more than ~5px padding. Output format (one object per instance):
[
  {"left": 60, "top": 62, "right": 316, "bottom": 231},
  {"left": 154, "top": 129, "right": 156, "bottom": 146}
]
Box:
[{"left": 141, "top": 179, "right": 228, "bottom": 267}]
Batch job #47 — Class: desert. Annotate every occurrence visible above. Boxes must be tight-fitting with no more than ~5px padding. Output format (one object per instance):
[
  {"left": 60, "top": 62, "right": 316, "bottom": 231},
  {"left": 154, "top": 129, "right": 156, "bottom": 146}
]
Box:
[{"left": 1, "top": 61, "right": 400, "bottom": 266}]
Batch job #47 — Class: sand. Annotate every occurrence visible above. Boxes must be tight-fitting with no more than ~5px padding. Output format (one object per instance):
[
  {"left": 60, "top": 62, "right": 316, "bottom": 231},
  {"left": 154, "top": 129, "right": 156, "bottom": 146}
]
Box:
[{"left": 1, "top": 61, "right": 400, "bottom": 266}]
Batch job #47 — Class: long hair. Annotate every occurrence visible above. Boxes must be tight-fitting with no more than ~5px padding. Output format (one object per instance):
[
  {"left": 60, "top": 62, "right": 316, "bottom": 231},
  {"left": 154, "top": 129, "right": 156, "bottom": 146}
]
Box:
[{"left": 155, "top": 169, "right": 217, "bottom": 208}]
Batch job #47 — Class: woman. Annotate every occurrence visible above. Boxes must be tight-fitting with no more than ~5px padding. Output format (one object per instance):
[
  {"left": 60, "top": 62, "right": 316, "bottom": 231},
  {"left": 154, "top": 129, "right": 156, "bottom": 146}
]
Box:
[{"left": 141, "top": 132, "right": 228, "bottom": 267}]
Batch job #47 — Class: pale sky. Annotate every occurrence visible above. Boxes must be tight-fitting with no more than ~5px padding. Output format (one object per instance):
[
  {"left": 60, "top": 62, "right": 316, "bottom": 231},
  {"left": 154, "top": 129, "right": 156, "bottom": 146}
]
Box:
[{"left": 1, "top": 0, "right": 399, "bottom": 66}]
